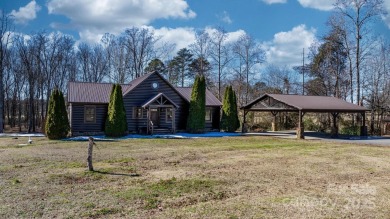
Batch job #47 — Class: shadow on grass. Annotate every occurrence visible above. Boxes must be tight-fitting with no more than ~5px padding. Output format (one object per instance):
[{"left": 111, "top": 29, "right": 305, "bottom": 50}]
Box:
[{"left": 91, "top": 170, "right": 141, "bottom": 177}]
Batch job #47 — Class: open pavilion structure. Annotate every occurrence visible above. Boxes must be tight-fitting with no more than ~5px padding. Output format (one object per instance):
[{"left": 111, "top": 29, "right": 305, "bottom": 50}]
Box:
[{"left": 241, "top": 94, "right": 369, "bottom": 139}]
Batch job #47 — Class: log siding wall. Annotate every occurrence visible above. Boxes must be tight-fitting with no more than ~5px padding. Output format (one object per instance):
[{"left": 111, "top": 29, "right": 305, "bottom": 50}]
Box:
[
  {"left": 70, "top": 103, "right": 108, "bottom": 135},
  {"left": 69, "top": 73, "right": 221, "bottom": 135},
  {"left": 123, "top": 73, "right": 189, "bottom": 132}
]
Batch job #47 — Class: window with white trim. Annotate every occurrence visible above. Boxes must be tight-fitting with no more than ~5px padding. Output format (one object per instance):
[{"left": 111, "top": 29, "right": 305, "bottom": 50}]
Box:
[
  {"left": 133, "top": 107, "right": 143, "bottom": 119},
  {"left": 84, "top": 106, "right": 96, "bottom": 123},
  {"left": 166, "top": 108, "right": 173, "bottom": 122},
  {"left": 205, "top": 109, "right": 212, "bottom": 121}
]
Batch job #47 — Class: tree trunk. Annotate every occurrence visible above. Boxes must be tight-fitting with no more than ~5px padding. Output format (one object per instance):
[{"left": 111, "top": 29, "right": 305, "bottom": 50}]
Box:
[
  {"left": 87, "top": 137, "right": 94, "bottom": 171},
  {"left": 0, "top": 70, "right": 3, "bottom": 133}
]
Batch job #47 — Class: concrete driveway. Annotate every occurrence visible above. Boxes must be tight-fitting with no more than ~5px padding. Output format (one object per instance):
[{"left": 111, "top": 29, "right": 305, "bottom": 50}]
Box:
[{"left": 244, "top": 131, "right": 390, "bottom": 146}]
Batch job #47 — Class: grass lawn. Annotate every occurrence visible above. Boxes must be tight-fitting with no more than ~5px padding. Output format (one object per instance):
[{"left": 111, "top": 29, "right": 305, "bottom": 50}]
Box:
[{"left": 0, "top": 136, "right": 389, "bottom": 218}]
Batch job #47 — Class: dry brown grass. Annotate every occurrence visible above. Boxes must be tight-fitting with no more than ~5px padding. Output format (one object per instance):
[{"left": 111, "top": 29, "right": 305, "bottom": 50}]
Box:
[{"left": 0, "top": 136, "right": 389, "bottom": 218}]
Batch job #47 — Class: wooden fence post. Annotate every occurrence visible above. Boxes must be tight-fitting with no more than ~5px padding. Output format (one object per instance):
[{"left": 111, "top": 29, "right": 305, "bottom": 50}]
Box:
[{"left": 87, "top": 137, "right": 95, "bottom": 171}]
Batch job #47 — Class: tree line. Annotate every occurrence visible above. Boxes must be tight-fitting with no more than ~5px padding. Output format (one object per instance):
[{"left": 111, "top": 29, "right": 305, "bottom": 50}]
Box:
[{"left": 0, "top": 0, "right": 389, "bottom": 134}]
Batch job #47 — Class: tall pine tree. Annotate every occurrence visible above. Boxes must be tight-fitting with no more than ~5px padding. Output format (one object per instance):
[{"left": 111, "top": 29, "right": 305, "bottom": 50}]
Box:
[
  {"left": 187, "top": 75, "right": 206, "bottom": 133},
  {"left": 45, "top": 89, "right": 70, "bottom": 139},
  {"left": 221, "top": 86, "right": 240, "bottom": 132},
  {"left": 105, "top": 84, "right": 127, "bottom": 137}
]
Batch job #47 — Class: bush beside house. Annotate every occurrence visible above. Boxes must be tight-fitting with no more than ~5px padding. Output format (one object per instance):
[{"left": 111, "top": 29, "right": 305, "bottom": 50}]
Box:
[
  {"left": 187, "top": 75, "right": 206, "bottom": 133},
  {"left": 221, "top": 85, "right": 240, "bottom": 132},
  {"left": 45, "top": 89, "right": 70, "bottom": 139},
  {"left": 105, "top": 84, "right": 128, "bottom": 137}
]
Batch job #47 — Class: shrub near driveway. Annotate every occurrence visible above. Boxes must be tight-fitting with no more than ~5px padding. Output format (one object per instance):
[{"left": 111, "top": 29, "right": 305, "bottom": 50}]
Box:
[{"left": 0, "top": 136, "right": 389, "bottom": 218}]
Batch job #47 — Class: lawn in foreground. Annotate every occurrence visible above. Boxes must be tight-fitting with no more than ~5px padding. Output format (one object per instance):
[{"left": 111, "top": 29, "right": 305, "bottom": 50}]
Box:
[{"left": 0, "top": 136, "right": 389, "bottom": 218}]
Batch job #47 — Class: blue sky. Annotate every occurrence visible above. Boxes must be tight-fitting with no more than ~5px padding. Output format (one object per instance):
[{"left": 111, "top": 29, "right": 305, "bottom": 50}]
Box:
[{"left": 2, "top": 0, "right": 390, "bottom": 67}]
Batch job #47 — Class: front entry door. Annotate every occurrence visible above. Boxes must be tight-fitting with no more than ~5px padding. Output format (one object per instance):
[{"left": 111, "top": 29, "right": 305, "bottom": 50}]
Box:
[{"left": 150, "top": 108, "right": 160, "bottom": 127}]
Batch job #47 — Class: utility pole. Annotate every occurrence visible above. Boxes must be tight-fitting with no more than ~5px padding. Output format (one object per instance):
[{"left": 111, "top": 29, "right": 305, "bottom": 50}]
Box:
[{"left": 302, "top": 48, "right": 305, "bottom": 95}]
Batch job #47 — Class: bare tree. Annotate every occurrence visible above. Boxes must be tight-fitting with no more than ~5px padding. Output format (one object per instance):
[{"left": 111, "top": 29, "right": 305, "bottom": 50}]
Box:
[
  {"left": 15, "top": 34, "right": 40, "bottom": 132},
  {"left": 190, "top": 30, "right": 211, "bottom": 79},
  {"left": 233, "top": 33, "right": 265, "bottom": 104},
  {"left": 123, "top": 27, "right": 157, "bottom": 79},
  {"left": 335, "top": 0, "right": 385, "bottom": 105},
  {"left": 209, "top": 27, "right": 232, "bottom": 100},
  {"left": 77, "top": 42, "right": 109, "bottom": 83},
  {"left": 0, "top": 12, "right": 13, "bottom": 132},
  {"left": 363, "top": 39, "right": 390, "bottom": 134},
  {"left": 263, "top": 65, "right": 299, "bottom": 95},
  {"left": 102, "top": 34, "right": 131, "bottom": 83}
]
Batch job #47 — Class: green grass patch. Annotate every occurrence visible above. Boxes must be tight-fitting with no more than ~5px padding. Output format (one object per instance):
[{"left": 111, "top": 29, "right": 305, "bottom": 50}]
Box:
[
  {"left": 118, "top": 177, "right": 222, "bottom": 209},
  {"left": 104, "top": 157, "right": 135, "bottom": 164},
  {"left": 11, "top": 178, "right": 21, "bottom": 185},
  {"left": 82, "top": 207, "right": 121, "bottom": 218}
]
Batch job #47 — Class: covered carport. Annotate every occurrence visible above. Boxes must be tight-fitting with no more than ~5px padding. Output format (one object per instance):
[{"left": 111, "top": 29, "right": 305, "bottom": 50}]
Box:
[{"left": 241, "top": 94, "right": 369, "bottom": 139}]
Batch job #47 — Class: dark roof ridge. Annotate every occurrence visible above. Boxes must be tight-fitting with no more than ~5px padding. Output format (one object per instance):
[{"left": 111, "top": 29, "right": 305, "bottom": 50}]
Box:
[
  {"left": 268, "top": 93, "right": 340, "bottom": 98},
  {"left": 69, "top": 81, "right": 132, "bottom": 86},
  {"left": 243, "top": 93, "right": 367, "bottom": 112}
]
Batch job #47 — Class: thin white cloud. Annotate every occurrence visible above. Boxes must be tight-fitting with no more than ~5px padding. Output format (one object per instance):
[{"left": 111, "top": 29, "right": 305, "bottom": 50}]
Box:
[
  {"left": 9, "top": 0, "right": 41, "bottom": 24},
  {"left": 297, "top": 0, "right": 335, "bottom": 11},
  {"left": 217, "top": 11, "right": 233, "bottom": 24},
  {"left": 225, "top": 29, "right": 246, "bottom": 44},
  {"left": 382, "top": 0, "right": 390, "bottom": 28},
  {"left": 261, "top": 0, "right": 287, "bottom": 4},
  {"left": 47, "top": 0, "right": 196, "bottom": 43},
  {"left": 263, "top": 24, "right": 317, "bottom": 66},
  {"left": 154, "top": 27, "right": 196, "bottom": 53},
  {"left": 156, "top": 27, "right": 246, "bottom": 55}
]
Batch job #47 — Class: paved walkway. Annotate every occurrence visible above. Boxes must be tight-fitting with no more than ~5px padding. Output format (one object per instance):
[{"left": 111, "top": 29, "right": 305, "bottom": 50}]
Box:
[{"left": 244, "top": 131, "right": 390, "bottom": 146}]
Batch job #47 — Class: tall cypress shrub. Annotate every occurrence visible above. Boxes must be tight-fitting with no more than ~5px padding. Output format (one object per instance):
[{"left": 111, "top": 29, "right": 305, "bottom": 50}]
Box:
[
  {"left": 105, "top": 84, "right": 127, "bottom": 137},
  {"left": 187, "top": 75, "right": 206, "bottom": 133},
  {"left": 231, "top": 88, "right": 240, "bottom": 131},
  {"left": 45, "top": 89, "right": 70, "bottom": 139},
  {"left": 221, "top": 86, "right": 239, "bottom": 132}
]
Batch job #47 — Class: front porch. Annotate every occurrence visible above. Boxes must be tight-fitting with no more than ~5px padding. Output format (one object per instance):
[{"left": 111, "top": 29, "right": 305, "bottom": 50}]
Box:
[{"left": 142, "top": 93, "right": 179, "bottom": 135}]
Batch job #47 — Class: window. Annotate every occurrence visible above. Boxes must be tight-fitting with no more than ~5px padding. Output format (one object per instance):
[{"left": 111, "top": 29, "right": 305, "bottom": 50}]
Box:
[
  {"left": 166, "top": 108, "right": 173, "bottom": 122},
  {"left": 205, "top": 109, "right": 212, "bottom": 121},
  {"left": 84, "top": 106, "right": 96, "bottom": 123},
  {"left": 133, "top": 107, "right": 143, "bottom": 119}
]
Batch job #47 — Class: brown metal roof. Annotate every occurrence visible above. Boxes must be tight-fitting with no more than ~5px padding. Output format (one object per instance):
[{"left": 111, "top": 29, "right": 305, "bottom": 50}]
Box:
[
  {"left": 175, "top": 87, "right": 222, "bottom": 107},
  {"left": 68, "top": 82, "right": 132, "bottom": 103},
  {"left": 123, "top": 72, "right": 153, "bottom": 95},
  {"left": 68, "top": 71, "right": 222, "bottom": 107},
  {"left": 242, "top": 93, "right": 368, "bottom": 112}
]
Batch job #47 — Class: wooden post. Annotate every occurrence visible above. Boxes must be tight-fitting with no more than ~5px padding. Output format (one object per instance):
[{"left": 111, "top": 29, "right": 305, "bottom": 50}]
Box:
[
  {"left": 297, "top": 110, "right": 304, "bottom": 139},
  {"left": 360, "top": 112, "right": 367, "bottom": 136},
  {"left": 172, "top": 107, "right": 176, "bottom": 133},
  {"left": 271, "top": 111, "right": 278, "bottom": 132},
  {"left": 331, "top": 112, "right": 339, "bottom": 138},
  {"left": 242, "top": 110, "right": 247, "bottom": 133},
  {"left": 146, "top": 107, "right": 150, "bottom": 134},
  {"left": 87, "top": 137, "right": 94, "bottom": 171}
]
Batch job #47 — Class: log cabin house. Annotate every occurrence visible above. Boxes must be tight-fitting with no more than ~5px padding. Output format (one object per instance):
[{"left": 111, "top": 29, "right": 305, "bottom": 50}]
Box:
[{"left": 67, "top": 71, "right": 222, "bottom": 136}]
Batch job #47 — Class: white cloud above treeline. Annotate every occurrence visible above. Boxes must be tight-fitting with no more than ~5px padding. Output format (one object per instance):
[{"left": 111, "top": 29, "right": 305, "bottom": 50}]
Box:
[
  {"left": 382, "top": 0, "right": 390, "bottom": 28},
  {"left": 297, "top": 0, "right": 336, "bottom": 11},
  {"left": 263, "top": 24, "right": 317, "bottom": 66},
  {"left": 217, "top": 11, "right": 233, "bottom": 24},
  {"left": 9, "top": 0, "right": 41, "bottom": 24},
  {"left": 47, "top": 0, "right": 196, "bottom": 42},
  {"left": 261, "top": 0, "right": 287, "bottom": 4},
  {"left": 261, "top": 0, "right": 336, "bottom": 11}
]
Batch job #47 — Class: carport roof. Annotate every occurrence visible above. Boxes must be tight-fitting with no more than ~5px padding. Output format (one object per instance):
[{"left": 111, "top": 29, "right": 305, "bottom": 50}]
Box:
[{"left": 242, "top": 94, "right": 368, "bottom": 113}]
